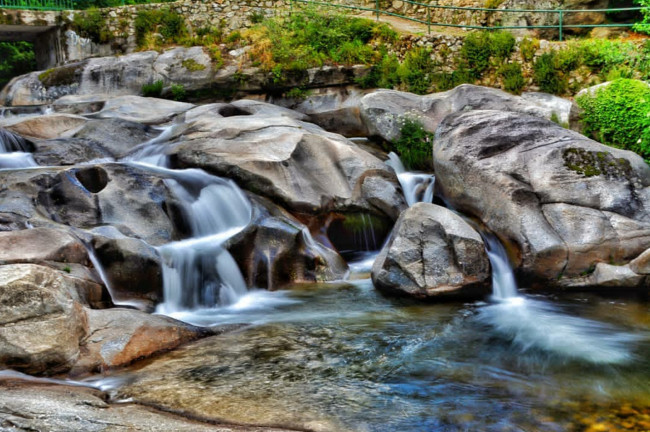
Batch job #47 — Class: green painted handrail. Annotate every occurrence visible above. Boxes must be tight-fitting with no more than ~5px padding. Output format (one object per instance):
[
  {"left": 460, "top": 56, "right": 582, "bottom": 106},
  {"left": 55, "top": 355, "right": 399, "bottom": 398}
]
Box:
[
  {"left": 0, "top": 0, "right": 75, "bottom": 10},
  {"left": 291, "top": 0, "right": 646, "bottom": 41}
]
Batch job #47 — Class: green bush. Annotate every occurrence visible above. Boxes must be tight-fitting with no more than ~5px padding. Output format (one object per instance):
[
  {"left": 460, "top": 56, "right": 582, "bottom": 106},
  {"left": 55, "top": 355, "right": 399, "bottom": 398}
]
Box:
[
  {"left": 0, "top": 42, "right": 36, "bottom": 89},
  {"left": 392, "top": 118, "right": 434, "bottom": 171},
  {"left": 499, "top": 62, "right": 525, "bottom": 94},
  {"left": 247, "top": 10, "right": 396, "bottom": 74},
  {"left": 398, "top": 47, "right": 436, "bottom": 94},
  {"left": 72, "top": 9, "right": 111, "bottom": 44},
  {"left": 135, "top": 8, "right": 187, "bottom": 48},
  {"left": 170, "top": 83, "right": 186, "bottom": 101},
  {"left": 489, "top": 31, "right": 516, "bottom": 60},
  {"left": 142, "top": 80, "right": 163, "bottom": 97},
  {"left": 356, "top": 53, "right": 400, "bottom": 89},
  {"left": 576, "top": 79, "right": 650, "bottom": 161},
  {"left": 460, "top": 31, "right": 492, "bottom": 77},
  {"left": 519, "top": 37, "right": 538, "bottom": 62},
  {"left": 433, "top": 61, "right": 473, "bottom": 91},
  {"left": 633, "top": 0, "right": 650, "bottom": 34},
  {"left": 533, "top": 52, "right": 565, "bottom": 94},
  {"left": 556, "top": 46, "right": 581, "bottom": 73},
  {"left": 460, "top": 30, "right": 515, "bottom": 78}
]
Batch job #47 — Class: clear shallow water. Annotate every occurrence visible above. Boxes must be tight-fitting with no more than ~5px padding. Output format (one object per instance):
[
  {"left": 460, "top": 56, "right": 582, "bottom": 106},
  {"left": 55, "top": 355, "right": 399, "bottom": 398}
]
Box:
[{"left": 107, "top": 279, "right": 650, "bottom": 432}]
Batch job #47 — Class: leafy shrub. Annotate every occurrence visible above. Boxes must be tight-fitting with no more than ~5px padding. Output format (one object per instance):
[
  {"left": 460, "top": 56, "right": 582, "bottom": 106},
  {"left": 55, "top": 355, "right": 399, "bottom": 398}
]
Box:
[
  {"left": 72, "top": 9, "right": 111, "bottom": 44},
  {"left": 533, "top": 52, "right": 565, "bottom": 94},
  {"left": 577, "top": 79, "right": 650, "bottom": 161},
  {"left": 556, "top": 46, "right": 581, "bottom": 73},
  {"left": 246, "top": 10, "right": 396, "bottom": 73},
  {"left": 356, "top": 53, "right": 400, "bottom": 89},
  {"left": 393, "top": 118, "right": 434, "bottom": 171},
  {"left": 170, "top": 83, "right": 186, "bottom": 101},
  {"left": 489, "top": 31, "right": 516, "bottom": 60},
  {"left": 460, "top": 30, "right": 515, "bottom": 78},
  {"left": 519, "top": 37, "right": 538, "bottom": 62},
  {"left": 575, "top": 39, "right": 634, "bottom": 73},
  {"left": 633, "top": 0, "right": 650, "bottom": 34},
  {"left": 460, "top": 31, "right": 492, "bottom": 77},
  {"left": 135, "top": 8, "right": 187, "bottom": 48},
  {"left": 433, "top": 61, "right": 473, "bottom": 91},
  {"left": 499, "top": 62, "right": 525, "bottom": 94},
  {"left": 250, "top": 10, "right": 265, "bottom": 24},
  {"left": 142, "top": 80, "right": 163, "bottom": 97},
  {"left": 398, "top": 47, "right": 436, "bottom": 94},
  {"left": 0, "top": 42, "right": 36, "bottom": 89}
]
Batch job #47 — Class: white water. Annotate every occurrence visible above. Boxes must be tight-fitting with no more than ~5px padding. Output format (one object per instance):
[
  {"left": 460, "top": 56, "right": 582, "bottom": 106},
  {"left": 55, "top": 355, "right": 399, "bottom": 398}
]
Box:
[
  {"left": 124, "top": 128, "right": 257, "bottom": 316},
  {"left": 386, "top": 152, "right": 434, "bottom": 207},
  {"left": 0, "top": 128, "right": 37, "bottom": 169},
  {"left": 153, "top": 169, "right": 253, "bottom": 314},
  {"left": 478, "top": 231, "right": 639, "bottom": 364}
]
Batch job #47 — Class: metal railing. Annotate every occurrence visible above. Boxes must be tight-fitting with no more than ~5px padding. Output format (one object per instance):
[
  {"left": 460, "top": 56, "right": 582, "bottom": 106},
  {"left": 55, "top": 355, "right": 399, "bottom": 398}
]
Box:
[
  {"left": 0, "top": 0, "right": 75, "bottom": 10},
  {"left": 290, "top": 0, "right": 645, "bottom": 41}
]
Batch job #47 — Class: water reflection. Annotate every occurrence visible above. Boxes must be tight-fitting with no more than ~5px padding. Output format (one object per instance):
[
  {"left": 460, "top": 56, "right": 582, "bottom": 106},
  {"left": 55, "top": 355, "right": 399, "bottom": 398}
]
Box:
[{"left": 108, "top": 281, "right": 649, "bottom": 432}]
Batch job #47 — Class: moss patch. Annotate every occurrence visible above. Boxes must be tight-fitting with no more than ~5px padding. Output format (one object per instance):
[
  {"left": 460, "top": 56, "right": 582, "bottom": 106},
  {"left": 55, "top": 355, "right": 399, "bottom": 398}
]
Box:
[
  {"left": 563, "top": 147, "right": 633, "bottom": 179},
  {"left": 181, "top": 59, "right": 206, "bottom": 71},
  {"left": 38, "top": 64, "right": 82, "bottom": 87}
]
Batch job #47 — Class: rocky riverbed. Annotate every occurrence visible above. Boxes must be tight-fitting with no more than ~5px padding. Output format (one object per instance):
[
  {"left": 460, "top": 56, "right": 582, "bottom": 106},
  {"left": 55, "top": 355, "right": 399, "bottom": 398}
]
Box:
[{"left": 0, "top": 67, "right": 649, "bottom": 430}]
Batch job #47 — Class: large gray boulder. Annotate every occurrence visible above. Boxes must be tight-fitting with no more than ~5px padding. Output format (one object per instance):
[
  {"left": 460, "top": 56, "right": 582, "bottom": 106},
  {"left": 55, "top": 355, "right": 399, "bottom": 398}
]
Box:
[
  {"left": 359, "top": 84, "right": 578, "bottom": 142},
  {"left": 90, "top": 227, "right": 163, "bottom": 308},
  {"left": 170, "top": 113, "right": 406, "bottom": 219},
  {"left": 434, "top": 110, "right": 650, "bottom": 286},
  {"left": 0, "top": 164, "right": 180, "bottom": 245},
  {"left": 275, "top": 87, "right": 372, "bottom": 137},
  {"left": 0, "top": 264, "right": 88, "bottom": 375},
  {"left": 372, "top": 203, "right": 490, "bottom": 298}
]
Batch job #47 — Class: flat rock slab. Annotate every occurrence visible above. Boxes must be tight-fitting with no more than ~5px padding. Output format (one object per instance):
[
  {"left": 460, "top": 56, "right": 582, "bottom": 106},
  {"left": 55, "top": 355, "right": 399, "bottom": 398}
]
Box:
[
  {"left": 0, "top": 381, "right": 293, "bottom": 432},
  {"left": 72, "top": 308, "right": 215, "bottom": 374},
  {"left": 1, "top": 114, "right": 87, "bottom": 140},
  {"left": 89, "top": 95, "right": 195, "bottom": 125}
]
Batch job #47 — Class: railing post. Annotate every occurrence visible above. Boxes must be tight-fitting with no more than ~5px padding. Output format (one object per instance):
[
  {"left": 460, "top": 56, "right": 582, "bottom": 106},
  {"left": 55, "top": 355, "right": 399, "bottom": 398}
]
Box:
[
  {"left": 427, "top": 5, "right": 431, "bottom": 35},
  {"left": 558, "top": 9, "right": 563, "bottom": 41},
  {"left": 375, "top": 0, "right": 379, "bottom": 21}
]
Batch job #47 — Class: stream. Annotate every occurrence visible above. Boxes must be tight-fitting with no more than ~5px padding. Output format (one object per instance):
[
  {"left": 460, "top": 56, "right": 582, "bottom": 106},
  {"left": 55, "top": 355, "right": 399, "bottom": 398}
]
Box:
[{"left": 1, "top": 119, "right": 649, "bottom": 431}]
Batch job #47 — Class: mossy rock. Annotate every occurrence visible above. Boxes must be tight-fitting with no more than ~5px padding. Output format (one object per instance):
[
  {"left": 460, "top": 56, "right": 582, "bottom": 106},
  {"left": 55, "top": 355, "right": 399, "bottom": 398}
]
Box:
[{"left": 38, "top": 64, "right": 83, "bottom": 88}]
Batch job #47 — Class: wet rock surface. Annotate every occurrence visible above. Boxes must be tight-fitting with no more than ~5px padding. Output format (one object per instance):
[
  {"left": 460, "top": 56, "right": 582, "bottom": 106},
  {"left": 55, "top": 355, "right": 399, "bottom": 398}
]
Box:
[
  {"left": 0, "top": 264, "right": 88, "bottom": 375},
  {"left": 434, "top": 109, "right": 650, "bottom": 285},
  {"left": 372, "top": 203, "right": 490, "bottom": 298}
]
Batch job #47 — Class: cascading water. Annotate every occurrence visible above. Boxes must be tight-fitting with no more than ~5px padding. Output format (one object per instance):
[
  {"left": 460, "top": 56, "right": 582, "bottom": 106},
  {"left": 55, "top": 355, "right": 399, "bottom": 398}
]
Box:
[
  {"left": 155, "top": 170, "right": 252, "bottom": 314},
  {"left": 348, "top": 152, "right": 435, "bottom": 275},
  {"left": 477, "top": 230, "right": 639, "bottom": 364},
  {"left": 386, "top": 152, "right": 434, "bottom": 207},
  {"left": 123, "top": 125, "right": 298, "bottom": 321},
  {"left": 0, "top": 128, "right": 37, "bottom": 169}
]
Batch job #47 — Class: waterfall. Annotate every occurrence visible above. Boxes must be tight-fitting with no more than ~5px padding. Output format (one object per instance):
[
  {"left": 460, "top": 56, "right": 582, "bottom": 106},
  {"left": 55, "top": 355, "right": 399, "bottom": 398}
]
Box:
[
  {"left": 476, "top": 229, "right": 638, "bottom": 364},
  {"left": 156, "top": 171, "right": 252, "bottom": 313},
  {"left": 123, "top": 127, "right": 254, "bottom": 314},
  {"left": 480, "top": 232, "right": 519, "bottom": 301},
  {"left": 386, "top": 152, "right": 434, "bottom": 207},
  {"left": 0, "top": 128, "right": 37, "bottom": 169}
]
